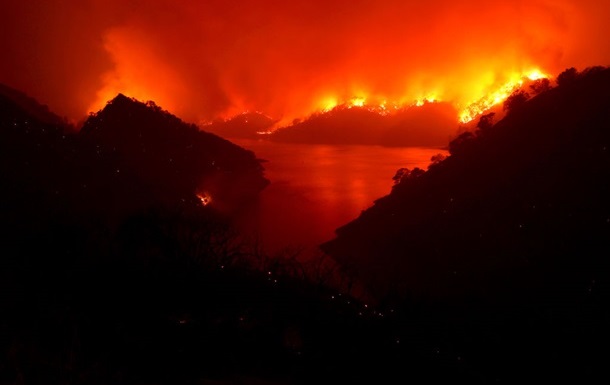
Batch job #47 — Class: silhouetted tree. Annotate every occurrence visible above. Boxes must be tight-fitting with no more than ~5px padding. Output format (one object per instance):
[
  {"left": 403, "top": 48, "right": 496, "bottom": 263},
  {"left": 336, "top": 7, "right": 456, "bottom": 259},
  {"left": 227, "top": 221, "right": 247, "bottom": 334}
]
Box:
[
  {"left": 430, "top": 153, "right": 446, "bottom": 165},
  {"left": 448, "top": 131, "right": 475, "bottom": 155},
  {"left": 503, "top": 90, "right": 529, "bottom": 112},
  {"left": 476, "top": 112, "right": 495, "bottom": 132},
  {"left": 581, "top": 65, "right": 606, "bottom": 77},
  {"left": 392, "top": 167, "right": 425, "bottom": 185},
  {"left": 392, "top": 168, "right": 409, "bottom": 184},
  {"left": 556, "top": 67, "right": 579, "bottom": 86},
  {"left": 529, "top": 78, "right": 551, "bottom": 94}
]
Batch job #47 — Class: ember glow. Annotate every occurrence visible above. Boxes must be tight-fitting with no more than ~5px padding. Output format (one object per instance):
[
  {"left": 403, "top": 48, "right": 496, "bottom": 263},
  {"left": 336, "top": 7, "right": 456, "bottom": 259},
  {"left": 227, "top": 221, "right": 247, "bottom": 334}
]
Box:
[
  {"left": 197, "top": 193, "right": 212, "bottom": 207},
  {"left": 1, "top": 1, "right": 609, "bottom": 132}
]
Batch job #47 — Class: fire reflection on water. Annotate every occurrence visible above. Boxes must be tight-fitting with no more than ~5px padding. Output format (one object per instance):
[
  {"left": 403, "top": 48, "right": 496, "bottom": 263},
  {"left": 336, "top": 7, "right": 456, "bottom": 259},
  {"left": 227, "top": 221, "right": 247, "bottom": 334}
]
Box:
[{"left": 232, "top": 139, "right": 447, "bottom": 253}]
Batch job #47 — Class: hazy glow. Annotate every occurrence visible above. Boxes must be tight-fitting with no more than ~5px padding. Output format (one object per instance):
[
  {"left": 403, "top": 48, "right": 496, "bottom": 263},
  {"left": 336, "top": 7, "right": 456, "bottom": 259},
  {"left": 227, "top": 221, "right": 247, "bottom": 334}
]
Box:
[{"left": 1, "top": 1, "right": 609, "bottom": 131}]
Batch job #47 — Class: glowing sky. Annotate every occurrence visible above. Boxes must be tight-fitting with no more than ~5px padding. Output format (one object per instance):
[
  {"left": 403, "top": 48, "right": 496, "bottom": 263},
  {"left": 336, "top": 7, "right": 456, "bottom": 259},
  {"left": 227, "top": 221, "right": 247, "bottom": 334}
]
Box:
[{"left": 1, "top": 0, "right": 609, "bottom": 125}]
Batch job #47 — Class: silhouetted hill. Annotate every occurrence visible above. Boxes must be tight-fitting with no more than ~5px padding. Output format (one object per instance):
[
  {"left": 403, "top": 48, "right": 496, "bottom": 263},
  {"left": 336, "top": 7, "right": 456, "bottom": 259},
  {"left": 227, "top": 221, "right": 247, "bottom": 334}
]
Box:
[
  {"left": 322, "top": 66, "right": 610, "bottom": 301},
  {"left": 80, "top": 95, "right": 268, "bottom": 214},
  {"left": 0, "top": 91, "right": 269, "bottom": 233},
  {"left": 0, "top": 86, "right": 81, "bottom": 229},
  {"left": 268, "top": 101, "right": 458, "bottom": 147},
  {"left": 0, "top": 83, "right": 69, "bottom": 128}
]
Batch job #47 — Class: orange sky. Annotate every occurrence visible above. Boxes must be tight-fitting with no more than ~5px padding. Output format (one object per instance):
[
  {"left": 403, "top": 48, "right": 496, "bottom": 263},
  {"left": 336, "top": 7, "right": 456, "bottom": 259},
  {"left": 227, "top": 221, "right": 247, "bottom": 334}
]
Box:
[{"left": 1, "top": 0, "right": 609, "bottom": 125}]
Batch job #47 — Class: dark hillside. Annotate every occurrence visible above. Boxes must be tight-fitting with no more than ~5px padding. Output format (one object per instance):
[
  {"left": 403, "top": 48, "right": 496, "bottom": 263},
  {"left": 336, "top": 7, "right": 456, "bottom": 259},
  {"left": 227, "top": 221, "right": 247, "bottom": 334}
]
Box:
[
  {"left": 1, "top": 90, "right": 445, "bottom": 385},
  {"left": 0, "top": 83, "right": 69, "bottom": 128},
  {"left": 322, "top": 66, "right": 610, "bottom": 300},
  {"left": 80, "top": 95, "right": 268, "bottom": 214},
  {"left": 317, "top": 67, "right": 610, "bottom": 382}
]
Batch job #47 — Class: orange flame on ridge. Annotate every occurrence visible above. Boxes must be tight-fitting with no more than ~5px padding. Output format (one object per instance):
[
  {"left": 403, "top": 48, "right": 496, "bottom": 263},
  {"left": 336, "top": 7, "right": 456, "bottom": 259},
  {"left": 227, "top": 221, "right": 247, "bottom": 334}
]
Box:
[
  {"left": 458, "top": 69, "right": 551, "bottom": 123},
  {"left": 306, "top": 68, "right": 549, "bottom": 125}
]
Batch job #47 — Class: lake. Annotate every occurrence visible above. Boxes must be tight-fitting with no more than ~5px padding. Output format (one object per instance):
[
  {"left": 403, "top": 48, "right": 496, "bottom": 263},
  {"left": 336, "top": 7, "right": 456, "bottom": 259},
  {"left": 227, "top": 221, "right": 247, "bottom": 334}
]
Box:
[{"left": 231, "top": 139, "right": 447, "bottom": 253}]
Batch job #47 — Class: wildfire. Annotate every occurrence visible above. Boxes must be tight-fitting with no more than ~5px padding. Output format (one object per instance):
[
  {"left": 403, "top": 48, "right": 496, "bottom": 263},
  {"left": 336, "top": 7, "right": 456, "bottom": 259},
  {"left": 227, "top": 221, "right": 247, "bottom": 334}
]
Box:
[
  {"left": 319, "top": 95, "right": 370, "bottom": 112},
  {"left": 196, "top": 193, "right": 212, "bottom": 206},
  {"left": 458, "top": 69, "right": 550, "bottom": 123},
  {"left": 311, "top": 68, "right": 550, "bottom": 125},
  {"left": 415, "top": 95, "right": 439, "bottom": 107},
  {"left": 320, "top": 97, "right": 340, "bottom": 112},
  {"left": 314, "top": 92, "right": 442, "bottom": 117},
  {"left": 526, "top": 70, "right": 547, "bottom": 81},
  {"left": 350, "top": 96, "right": 366, "bottom": 108}
]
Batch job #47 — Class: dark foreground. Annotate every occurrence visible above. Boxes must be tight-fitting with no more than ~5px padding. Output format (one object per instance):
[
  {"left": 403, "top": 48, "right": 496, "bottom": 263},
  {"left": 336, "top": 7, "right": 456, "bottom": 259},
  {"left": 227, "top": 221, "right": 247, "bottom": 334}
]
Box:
[{"left": 2, "top": 68, "right": 610, "bottom": 384}]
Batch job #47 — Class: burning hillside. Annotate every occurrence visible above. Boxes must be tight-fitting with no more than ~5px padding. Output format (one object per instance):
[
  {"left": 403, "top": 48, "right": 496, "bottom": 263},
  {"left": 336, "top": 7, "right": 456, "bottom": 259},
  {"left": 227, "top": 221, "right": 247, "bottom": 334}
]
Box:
[{"left": 2, "top": 0, "right": 608, "bottom": 138}]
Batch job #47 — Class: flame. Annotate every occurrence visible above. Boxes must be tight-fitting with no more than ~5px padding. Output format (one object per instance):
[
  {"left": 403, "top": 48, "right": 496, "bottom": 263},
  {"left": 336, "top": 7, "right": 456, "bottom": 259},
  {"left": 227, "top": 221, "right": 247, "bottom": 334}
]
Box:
[
  {"left": 415, "top": 95, "right": 439, "bottom": 107},
  {"left": 320, "top": 97, "right": 339, "bottom": 112},
  {"left": 526, "top": 69, "right": 548, "bottom": 81},
  {"left": 306, "top": 68, "right": 549, "bottom": 125},
  {"left": 196, "top": 193, "right": 212, "bottom": 206},
  {"left": 81, "top": 4, "right": 555, "bottom": 128},
  {"left": 349, "top": 96, "right": 366, "bottom": 108},
  {"left": 458, "top": 68, "right": 550, "bottom": 123},
  {"left": 5, "top": 0, "right": 609, "bottom": 126}
]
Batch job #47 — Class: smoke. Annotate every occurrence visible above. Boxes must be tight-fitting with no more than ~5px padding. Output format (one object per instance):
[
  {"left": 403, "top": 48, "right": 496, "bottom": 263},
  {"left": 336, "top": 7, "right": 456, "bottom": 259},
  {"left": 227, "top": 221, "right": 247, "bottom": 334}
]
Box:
[{"left": 1, "top": 0, "right": 609, "bottom": 125}]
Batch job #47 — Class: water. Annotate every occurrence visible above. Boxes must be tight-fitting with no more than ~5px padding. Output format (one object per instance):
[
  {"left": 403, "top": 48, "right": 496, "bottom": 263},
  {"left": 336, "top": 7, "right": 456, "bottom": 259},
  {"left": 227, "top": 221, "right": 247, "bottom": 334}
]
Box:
[{"left": 232, "top": 139, "right": 447, "bottom": 252}]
